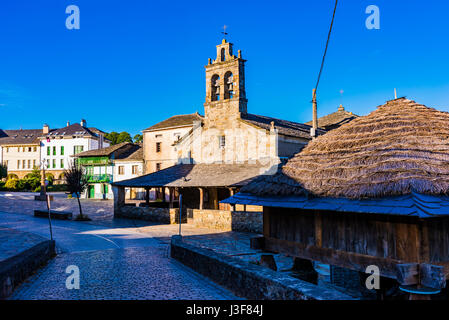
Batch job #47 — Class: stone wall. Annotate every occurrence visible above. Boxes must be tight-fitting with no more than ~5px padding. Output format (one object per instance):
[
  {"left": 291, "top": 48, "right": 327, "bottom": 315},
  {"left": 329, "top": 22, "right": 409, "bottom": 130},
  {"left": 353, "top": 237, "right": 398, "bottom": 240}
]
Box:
[
  {"left": 114, "top": 205, "right": 183, "bottom": 224},
  {"left": 191, "top": 209, "right": 262, "bottom": 234},
  {"left": 0, "top": 240, "right": 55, "bottom": 299},
  {"left": 171, "top": 235, "right": 354, "bottom": 300}
]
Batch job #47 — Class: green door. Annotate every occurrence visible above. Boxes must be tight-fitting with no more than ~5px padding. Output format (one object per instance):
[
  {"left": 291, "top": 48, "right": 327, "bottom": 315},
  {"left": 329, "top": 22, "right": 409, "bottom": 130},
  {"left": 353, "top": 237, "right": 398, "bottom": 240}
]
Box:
[{"left": 89, "top": 185, "right": 95, "bottom": 198}]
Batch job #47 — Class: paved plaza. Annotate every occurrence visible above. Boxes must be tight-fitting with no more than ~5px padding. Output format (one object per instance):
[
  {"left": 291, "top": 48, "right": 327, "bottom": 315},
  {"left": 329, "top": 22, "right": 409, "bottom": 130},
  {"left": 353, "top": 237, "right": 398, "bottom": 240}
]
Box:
[{"left": 0, "top": 192, "right": 238, "bottom": 300}]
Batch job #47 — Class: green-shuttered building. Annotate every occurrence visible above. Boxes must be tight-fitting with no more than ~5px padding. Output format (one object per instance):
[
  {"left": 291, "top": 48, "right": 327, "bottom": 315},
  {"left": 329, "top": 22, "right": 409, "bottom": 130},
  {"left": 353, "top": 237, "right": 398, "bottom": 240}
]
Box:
[{"left": 74, "top": 142, "right": 143, "bottom": 199}]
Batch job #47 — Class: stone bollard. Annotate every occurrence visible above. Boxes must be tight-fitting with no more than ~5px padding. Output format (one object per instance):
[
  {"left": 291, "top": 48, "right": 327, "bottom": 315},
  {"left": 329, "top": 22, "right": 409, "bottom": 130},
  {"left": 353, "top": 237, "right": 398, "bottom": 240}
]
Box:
[{"left": 260, "top": 254, "right": 277, "bottom": 271}]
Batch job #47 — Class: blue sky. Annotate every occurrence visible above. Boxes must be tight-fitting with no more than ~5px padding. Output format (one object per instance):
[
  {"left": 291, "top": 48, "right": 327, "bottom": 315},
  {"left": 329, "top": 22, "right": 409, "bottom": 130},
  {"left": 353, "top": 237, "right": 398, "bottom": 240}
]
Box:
[{"left": 1, "top": 0, "right": 449, "bottom": 136}]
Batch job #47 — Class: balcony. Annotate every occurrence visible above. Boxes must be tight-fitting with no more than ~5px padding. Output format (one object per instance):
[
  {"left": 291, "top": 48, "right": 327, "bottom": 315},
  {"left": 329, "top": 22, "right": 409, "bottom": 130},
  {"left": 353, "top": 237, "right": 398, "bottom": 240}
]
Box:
[{"left": 86, "top": 174, "right": 113, "bottom": 183}]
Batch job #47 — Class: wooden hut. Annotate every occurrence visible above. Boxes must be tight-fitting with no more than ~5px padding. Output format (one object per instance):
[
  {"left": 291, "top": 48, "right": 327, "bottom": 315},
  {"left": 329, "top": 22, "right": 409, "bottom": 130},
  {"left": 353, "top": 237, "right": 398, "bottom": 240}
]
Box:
[{"left": 222, "top": 98, "right": 449, "bottom": 298}]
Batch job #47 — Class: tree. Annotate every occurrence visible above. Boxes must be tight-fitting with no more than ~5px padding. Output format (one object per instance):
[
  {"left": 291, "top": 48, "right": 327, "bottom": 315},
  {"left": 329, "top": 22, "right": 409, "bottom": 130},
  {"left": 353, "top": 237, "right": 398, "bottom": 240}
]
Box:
[
  {"left": 105, "top": 131, "right": 133, "bottom": 145},
  {"left": 105, "top": 131, "right": 119, "bottom": 145},
  {"left": 64, "top": 162, "right": 89, "bottom": 220},
  {"left": 0, "top": 163, "right": 7, "bottom": 180},
  {"left": 117, "top": 131, "right": 133, "bottom": 144},
  {"left": 133, "top": 134, "right": 143, "bottom": 143}
]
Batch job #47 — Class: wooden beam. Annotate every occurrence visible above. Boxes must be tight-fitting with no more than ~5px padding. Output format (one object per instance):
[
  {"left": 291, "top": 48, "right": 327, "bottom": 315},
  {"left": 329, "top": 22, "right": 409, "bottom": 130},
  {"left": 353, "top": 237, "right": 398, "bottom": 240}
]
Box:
[{"left": 315, "top": 211, "right": 322, "bottom": 247}]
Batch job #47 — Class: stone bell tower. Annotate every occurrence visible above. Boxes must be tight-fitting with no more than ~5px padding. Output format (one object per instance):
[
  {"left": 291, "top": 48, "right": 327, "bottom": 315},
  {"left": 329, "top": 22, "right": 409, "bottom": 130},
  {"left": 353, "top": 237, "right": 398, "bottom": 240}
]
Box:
[{"left": 204, "top": 39, "right": 247, "bottom": 128}]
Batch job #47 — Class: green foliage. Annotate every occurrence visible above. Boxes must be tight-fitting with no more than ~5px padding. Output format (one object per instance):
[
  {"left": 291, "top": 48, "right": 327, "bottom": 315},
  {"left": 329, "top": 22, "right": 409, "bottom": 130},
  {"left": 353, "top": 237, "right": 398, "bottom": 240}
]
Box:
[
  {"left": 5, "top": 179, "right": 19, "bottom": 190},
  {"left": 64, "top": 163, "right": 88, "bottom": 195},
  {"left": 105, "top": 131, "right": 134, "bottom": 145},
  {"left": 133, "top": 134, "right": 143, "bottom": 143},
  {"left": 0, "top": 163, "right": 7, "bottom": 180},
  {"left": 34, "top": 184, "right": 69, "bottom": 193},
  {"left": 29, "top": 167, "right": 41, "bottom": 180},
  {"left": 0, "top": 181, "right": 5, "bottom": 190}
]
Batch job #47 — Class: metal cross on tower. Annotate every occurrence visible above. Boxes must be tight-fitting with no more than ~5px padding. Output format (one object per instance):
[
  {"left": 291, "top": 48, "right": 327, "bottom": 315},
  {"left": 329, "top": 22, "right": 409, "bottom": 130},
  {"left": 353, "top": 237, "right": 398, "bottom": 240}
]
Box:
[{"left": 221, "top": 25, "right": 228, "bottom": 39}]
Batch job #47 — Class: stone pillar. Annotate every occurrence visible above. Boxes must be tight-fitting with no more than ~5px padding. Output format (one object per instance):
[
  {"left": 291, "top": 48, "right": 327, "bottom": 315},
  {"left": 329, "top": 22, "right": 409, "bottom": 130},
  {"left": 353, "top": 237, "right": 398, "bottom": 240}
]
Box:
[{"left": 112, "top": 186, "right": 125, "bottom": 218}]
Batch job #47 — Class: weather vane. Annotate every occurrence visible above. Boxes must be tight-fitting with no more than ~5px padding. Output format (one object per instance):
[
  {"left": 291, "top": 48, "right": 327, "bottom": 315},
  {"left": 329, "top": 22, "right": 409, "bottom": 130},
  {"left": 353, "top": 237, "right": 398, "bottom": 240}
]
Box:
[{"left": 222, "top": 25, "right": 228, "bottom": 39}]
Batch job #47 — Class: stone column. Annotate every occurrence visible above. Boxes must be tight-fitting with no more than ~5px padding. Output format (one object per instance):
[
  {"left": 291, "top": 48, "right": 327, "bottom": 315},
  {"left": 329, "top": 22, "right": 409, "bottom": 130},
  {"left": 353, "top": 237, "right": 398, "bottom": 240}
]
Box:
[{"left": 112, "top": 186, "right": 125, "bottom": 218}]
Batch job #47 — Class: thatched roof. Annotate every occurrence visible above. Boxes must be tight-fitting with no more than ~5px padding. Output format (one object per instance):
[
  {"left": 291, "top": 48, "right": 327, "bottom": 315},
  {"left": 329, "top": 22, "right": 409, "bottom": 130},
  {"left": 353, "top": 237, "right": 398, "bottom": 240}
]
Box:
[{"left": 242, "top": 98, "right": 449, "bottom": 199}]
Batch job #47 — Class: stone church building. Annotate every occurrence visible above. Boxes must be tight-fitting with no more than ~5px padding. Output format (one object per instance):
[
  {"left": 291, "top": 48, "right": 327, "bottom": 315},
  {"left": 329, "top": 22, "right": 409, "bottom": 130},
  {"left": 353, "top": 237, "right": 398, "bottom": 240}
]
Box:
[{"left": 112, "top": 39, "right": 337, "bottom": 229}]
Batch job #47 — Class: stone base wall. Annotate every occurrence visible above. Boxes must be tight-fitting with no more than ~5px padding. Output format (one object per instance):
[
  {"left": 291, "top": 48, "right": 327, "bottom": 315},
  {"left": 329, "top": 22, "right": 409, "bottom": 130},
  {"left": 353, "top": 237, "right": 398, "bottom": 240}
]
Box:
[
  {"left": 171, "top": 236, "right": 354, "bottom": 300},
  {"left": 191, "top": 209, "right": 262, "bottom": 233},
  {"left": 114, "top": 205, "right": 182, "bottom": 224},
  {"left": 0, "top": 240, "right": 55, "bottom": 299}
]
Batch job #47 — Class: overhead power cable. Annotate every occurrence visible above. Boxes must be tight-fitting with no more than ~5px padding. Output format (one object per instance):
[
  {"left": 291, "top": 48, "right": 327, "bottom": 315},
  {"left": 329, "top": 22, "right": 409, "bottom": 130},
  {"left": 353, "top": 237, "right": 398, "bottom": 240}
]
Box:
[{"left": 314, "top": 0, "right": 339, "bottom": 94}]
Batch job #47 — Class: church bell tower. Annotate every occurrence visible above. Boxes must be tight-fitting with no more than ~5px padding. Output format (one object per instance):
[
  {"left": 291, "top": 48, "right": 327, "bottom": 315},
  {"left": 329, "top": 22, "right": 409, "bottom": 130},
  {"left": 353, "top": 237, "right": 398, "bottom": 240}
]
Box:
[{"left": 204, "top": 39, "right": 247, "bottom": 127}]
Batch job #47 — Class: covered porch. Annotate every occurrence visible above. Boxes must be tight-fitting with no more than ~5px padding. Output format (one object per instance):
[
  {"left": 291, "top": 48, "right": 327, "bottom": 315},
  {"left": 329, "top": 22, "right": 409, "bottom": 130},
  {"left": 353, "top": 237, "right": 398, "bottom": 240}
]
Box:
[{"left": 111, "top": 163, "right": 269, "bottom": 231}]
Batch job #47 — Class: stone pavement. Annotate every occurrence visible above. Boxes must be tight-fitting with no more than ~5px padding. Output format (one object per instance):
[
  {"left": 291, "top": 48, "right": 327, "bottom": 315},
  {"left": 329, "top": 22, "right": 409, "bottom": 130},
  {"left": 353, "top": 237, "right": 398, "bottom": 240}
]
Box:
[
  {"left": 10, "top": 246, "right": 236, "bottom": 300},
  {"left": 0, "top": 227, "right": 47, "bottom": 261},
  {"left": 0, "top": 192, "right": 114, "bottom": 221}
]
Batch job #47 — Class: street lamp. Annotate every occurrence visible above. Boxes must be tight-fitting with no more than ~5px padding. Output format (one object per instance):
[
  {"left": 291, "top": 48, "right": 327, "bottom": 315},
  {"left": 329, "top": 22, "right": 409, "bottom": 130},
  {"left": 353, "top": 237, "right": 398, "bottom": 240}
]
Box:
[{"left": 35, "top": 159, "right": 52, "bottom": 201}]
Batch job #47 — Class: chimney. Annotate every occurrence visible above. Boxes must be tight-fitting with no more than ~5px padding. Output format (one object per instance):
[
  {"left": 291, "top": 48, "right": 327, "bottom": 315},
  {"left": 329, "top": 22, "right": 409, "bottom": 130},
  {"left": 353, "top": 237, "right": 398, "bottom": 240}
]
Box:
[
  {"left": 80, "top": 119, "right": 87, "bottom": 127},
  {"left": 43, "top": 124, "right": 49, "bottom": 134},
  {"left": 67, "top": 121, "right": 70, "bottom": 127},
  {"left": 338, "top": 104, "right": 345, "bottom": 112}
]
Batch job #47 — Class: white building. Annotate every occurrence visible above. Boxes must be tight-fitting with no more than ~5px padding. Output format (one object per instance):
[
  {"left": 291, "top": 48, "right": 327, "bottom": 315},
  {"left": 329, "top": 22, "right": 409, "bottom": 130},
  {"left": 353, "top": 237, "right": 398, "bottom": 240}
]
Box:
[{"left": 39, "top": 120, "right": 109, "bottom": 183}]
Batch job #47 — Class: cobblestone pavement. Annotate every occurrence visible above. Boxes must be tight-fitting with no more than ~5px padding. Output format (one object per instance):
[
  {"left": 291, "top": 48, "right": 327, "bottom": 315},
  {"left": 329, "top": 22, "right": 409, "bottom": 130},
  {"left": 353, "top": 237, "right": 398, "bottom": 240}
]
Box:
[
  {"left": 0, "top": 205, "right": 238, "bottom": 299},
  {"left": 10, "top": 246, "right": 236, "bottom": 300},
  {"left": 0, "top": 192, "right": 114, "bottom": 221}
]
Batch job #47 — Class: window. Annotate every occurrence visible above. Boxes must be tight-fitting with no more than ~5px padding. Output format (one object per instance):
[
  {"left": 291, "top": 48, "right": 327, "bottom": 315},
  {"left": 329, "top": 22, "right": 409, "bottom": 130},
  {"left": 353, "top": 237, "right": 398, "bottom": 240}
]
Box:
[
  {"left": 52, "top": 159, "right": 56, "bottom": 169},
  {"left": 33, "top": 160, "right": 36, "bottom": 168},
  {"left": 219, "top": 135, "right": 226, "bottom": 148},
  {"left": 27, "top": 160, "right": 31, "bottom": 168},
  {"left": 74, "top": 145, "right": 84, "bottom": 154},
  {"left": 5, "top": 147, "right": 8, "bottom": 153},
  {"left": 28, "top": 147, "right": 32, "bottom": 152},
  {"left": 17, "top": 160, "right": 20, "bottom": 169},
  {"left": 118, "top": 166, "right": 124, "bottom": 175},
  {"left": 47, "top": 146, "right": 50, "bottom": 156},
  {"left": 132, "top": 165, "right": 138, "bottom": 174},
  {"left": 53, "top": 146, "right": 56, "bottom": 156},
  {"left": 156, "top": 142, "right": 161, "bottom": 153},
  {"left": 156, "top": 163, "right": 161, "bottom": 171},
  {"left": 61, "top": 146, "right": 64, "bottom": 155},
  {"left": 60, "top": 159, "right": 64, "bottom": 169},
  {"left": 22, "top": 160, "right": 26, "bottom": 169},
  {"left": 33, "top": 146, "right": 37, "bottom": 152}
]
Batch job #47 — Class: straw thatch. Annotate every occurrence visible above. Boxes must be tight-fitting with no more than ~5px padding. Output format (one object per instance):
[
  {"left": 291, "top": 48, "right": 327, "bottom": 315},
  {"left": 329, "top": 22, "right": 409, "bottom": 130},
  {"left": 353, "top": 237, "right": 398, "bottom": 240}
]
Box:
[{"left": 242, "top": 98, "right": 449, "bottom": 199}]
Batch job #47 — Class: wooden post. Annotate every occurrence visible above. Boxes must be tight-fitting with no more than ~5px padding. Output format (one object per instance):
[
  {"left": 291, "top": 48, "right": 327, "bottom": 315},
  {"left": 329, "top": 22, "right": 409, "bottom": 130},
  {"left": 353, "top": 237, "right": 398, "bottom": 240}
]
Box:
[
  {"left": 162, "top": 187, "right": 166, "bottom": 202},
  {"left": 145, "top": 187, "right": 150, "bottom": 205},
  {"left": 169, "top": 188, "right": 174, "bottom": 208},
  {"left": 211, "top": 187, "right": 218, "bottom": 210},
  {"left": 315, "top": 211, "right": 322, "bottom": 247},
  {"left": 312, "top": 88, "right": 318, "bottom": 136},
  {"left": 198, "top": 187, "right": 204, "bottom": 210}
]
